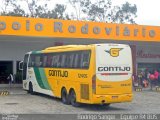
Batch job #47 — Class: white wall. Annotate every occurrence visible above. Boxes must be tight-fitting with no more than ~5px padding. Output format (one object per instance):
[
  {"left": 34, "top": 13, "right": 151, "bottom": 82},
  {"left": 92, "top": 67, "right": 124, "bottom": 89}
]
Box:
[{"left": 0, "top": 38, "right": 57, "bottom": 74}]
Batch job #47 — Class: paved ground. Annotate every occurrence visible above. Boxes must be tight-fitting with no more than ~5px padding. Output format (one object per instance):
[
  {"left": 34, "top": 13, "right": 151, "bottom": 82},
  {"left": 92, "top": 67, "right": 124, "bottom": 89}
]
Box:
[{"left": 0, "top": 87, "right": 160, "bottom": 114}]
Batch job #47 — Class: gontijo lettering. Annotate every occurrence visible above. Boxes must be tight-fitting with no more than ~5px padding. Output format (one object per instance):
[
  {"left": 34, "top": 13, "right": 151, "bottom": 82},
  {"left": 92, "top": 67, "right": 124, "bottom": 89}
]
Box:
[
  {"left": 98, "top": 66, "right": 131, "bottom": 71},
  {"left": 49, "top": 70, "right": 68, "bottom": 77}
]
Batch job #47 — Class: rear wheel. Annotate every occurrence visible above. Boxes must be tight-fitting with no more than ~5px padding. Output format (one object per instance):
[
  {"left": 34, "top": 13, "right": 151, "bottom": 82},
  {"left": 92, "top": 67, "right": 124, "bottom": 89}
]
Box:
[
  {"left": 69, "top": 90, "right": 80, "bottom": 107},
  {"left": 61, "top": 88, "right": 69, "bottom": 105}
]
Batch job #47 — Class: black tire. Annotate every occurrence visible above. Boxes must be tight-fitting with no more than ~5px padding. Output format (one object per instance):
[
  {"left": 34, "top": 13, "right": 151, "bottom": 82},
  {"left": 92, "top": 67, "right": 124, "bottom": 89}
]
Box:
[
  {"left": 61, "top": 88, "right": 69, "bottom": 105},
  {"left": 29, "top": 82, "right": 34, "bottom": 95},
  {"left": 69, "top": 90, "right": 80, "bottom": 107}
]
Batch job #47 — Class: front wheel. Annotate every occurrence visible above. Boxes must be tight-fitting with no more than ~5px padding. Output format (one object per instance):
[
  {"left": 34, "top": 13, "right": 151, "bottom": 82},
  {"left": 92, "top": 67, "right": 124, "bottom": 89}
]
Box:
[
  {"left": 28, "top": 82, "right": 34, "bottom": 95},
  {"left": 69, "top": 90, "right": 80, "bottom": 107}
]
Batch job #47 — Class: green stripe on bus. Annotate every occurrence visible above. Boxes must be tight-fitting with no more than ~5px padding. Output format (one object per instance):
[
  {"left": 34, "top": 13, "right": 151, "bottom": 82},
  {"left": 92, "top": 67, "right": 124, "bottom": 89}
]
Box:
[
  {"left": 32, "top": 51, "right": 42, "bottom": 54},
  {"left": 34, "top": 68, "right": 45, "bottom": 89},
  {"left": 39, "top": 68, "right": 51, "bottom": 90}
]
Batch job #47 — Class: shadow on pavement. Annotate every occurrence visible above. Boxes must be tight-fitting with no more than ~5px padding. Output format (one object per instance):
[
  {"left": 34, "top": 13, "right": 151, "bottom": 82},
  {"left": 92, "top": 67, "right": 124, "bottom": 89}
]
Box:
[
  {"left": 33, "top": 93, "right": 129, "bottom": 112},
  {"left": 77, "top": 104, "right": 129, "bottom": 112}
]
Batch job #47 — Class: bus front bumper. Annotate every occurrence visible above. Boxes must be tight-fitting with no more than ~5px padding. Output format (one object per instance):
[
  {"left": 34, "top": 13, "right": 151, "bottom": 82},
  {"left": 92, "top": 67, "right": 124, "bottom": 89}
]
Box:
[{"left": 91, "top": 93, "right": 133, "bottom": 104}]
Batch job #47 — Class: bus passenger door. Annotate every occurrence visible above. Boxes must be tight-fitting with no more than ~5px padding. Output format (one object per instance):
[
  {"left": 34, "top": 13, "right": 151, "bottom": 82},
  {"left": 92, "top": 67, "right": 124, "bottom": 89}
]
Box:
[
  {"left": 22, "top": 54, "right": 29, "bottom": 90},
  {"left": 23, "top": 54, "right": 29, "bottom": 80}
]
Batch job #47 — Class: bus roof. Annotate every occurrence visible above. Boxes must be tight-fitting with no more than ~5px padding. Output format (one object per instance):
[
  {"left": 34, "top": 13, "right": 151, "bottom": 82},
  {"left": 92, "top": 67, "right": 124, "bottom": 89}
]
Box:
[
  {"left": 44, "top": 44, "right": 94, "bottom": 51},
  {"left": 44, "top": 43, "right": 129, "bottom": 51},
  {"left": 26, "top": 44, "right": 129, "bottom": 54}
]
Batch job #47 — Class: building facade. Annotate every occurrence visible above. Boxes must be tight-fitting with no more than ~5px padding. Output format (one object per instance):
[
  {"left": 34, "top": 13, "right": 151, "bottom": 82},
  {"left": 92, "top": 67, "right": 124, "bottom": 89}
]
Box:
[{"left": 0, "top": 16, "right": 160, "bottom": 84}]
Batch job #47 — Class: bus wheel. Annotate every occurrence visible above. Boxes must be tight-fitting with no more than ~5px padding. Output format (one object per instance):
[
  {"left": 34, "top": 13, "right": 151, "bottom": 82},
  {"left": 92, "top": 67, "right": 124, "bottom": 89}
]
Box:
[
  {"left": 61, "top": 88, "right": 69, "bottom": 105},
  {"left": 69, "top": 90, "right": 80, "bottom": 107},
  {"left": 29, "top": 82, "right": 34, "bottom": 95}
]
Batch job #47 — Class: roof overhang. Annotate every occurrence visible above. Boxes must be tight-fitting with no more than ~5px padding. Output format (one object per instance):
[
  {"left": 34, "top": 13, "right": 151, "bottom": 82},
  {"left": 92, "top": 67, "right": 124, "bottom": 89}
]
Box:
[{"left": 0, "top": 16, "right": 160, "bottom": 42}]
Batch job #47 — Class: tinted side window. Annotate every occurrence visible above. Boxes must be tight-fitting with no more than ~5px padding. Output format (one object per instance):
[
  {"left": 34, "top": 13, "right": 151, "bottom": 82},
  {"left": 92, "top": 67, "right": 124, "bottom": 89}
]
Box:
[
  {"left": 23, "top": 54, "right": 29, "bottom": 80},
  {"left": 81, "top": 51, "right": 90, "bottom": 69},
  {"left": 51, "top": 54, "right": 61, "bottom": 68},
  {"left": 28, "top": 54, "right": 42, "bottom": 67},
  {"left": 61, "top": 54, "right": 67, "bottom": 68},
  {"left": 73, "top": 53, "right": 80, "bottom": 68},
  {"left": 28, "top": 54, "right": 35, "bottom": 67},
  {"left": 42, "top": 55, "right": 47, "bottom": 67},
  {"left": 35, "top": 55, "right": 42, "bottom": 67},
  {"left": 28, "top": 50, "right": 91, "bottom": 69},
  {"left": 46, "top": 54, "right": 52, "bottom": 67}
]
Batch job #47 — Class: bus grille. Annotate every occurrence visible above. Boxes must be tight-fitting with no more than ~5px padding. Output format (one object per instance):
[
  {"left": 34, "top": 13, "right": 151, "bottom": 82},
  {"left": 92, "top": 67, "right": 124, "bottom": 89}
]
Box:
[{"left": 81, "top": 84, "right": 89, "bottom": 100}]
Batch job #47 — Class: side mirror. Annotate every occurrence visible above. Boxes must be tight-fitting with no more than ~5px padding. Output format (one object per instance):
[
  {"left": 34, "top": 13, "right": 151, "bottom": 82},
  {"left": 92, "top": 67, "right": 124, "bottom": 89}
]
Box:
[{"left": 19, "top": 61, "right": 23, "bottom": 70}]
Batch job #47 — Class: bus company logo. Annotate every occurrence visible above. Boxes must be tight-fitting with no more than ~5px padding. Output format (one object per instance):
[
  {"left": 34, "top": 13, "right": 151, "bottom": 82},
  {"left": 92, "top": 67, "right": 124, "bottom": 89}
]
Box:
[{"left": 105, "top": 48, "right": 123, "bottom": 57}]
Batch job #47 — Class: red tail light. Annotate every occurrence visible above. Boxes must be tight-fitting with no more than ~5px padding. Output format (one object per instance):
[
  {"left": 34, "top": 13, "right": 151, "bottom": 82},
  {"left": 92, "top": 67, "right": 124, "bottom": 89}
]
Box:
[{"left": 101, "top": 73, "right": 128, "bottom": 76}]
